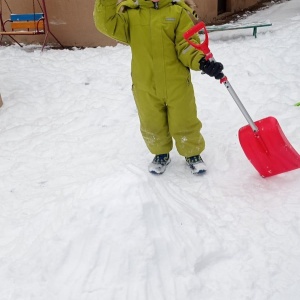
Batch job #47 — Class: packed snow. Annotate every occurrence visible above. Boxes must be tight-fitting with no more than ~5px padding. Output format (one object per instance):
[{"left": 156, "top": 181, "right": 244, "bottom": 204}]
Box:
[{"left": 0, "top": 1, "right": 300, "bottom": 299}]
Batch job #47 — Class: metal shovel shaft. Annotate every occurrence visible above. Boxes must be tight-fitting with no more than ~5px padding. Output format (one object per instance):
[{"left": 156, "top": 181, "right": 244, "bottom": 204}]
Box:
[
  {"left": 208, "top": 56, "right": 259, "bottom": 132},
  {"left": 222, "top": 79, "right": 259, "bottom": 132}
]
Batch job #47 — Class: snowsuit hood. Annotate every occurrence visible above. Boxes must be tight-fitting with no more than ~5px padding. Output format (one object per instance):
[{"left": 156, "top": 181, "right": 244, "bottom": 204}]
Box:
[{"left": 117, "top": 0, "right": 198, "bottom": 20}]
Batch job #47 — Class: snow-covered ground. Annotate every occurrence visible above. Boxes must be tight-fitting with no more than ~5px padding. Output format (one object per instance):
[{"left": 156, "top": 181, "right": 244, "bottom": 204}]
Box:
[{"left": 0, "top": 1, "right": 300, "bottom": 299}]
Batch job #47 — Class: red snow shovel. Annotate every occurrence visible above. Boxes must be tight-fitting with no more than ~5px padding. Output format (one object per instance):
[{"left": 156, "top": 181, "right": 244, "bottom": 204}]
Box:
[{"left": 184, "top": 22, "right": 300, "bottom": 178}]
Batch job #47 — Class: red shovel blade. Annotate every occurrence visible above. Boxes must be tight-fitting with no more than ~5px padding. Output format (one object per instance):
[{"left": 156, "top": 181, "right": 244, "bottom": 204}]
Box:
[{"left": 239, "top": 116, "right": 300, "bottom": 177}]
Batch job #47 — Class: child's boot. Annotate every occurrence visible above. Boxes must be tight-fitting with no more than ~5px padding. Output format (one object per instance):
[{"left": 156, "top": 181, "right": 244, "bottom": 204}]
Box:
[
  {"left": 148, "top": 153, "right": 170, "bottom": 174},
  {"left": 185, "top": 155, "right": 207, "bottom": 174}
]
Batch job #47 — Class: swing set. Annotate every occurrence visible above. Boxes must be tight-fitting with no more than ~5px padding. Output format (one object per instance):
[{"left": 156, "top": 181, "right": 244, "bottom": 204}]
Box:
[{"left": 0, "top": 0, "right": 63, "bottom": 50}]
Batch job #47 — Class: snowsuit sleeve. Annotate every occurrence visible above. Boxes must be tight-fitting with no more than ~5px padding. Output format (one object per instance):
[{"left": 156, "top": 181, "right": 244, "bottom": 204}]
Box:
[
  {"left": 94, "top": 0, "right": 129, "bottom": 44},
  {"left": 175, "top": 10, "right": 205, "bottom": 71}
]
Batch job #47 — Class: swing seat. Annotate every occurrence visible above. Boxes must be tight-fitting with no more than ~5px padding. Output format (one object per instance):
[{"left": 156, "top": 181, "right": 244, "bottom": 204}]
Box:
[
  {"left": 0, "top": 0, "right": 63, "bottom": 51},
  {"left": 1, "top": 13, "right": 45, "bottom": 35}
]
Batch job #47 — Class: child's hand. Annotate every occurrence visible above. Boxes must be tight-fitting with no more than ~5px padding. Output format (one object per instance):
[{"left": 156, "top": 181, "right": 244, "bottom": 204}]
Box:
[{"left": 199, "top": 57, "right": 224, "bottom": 80}]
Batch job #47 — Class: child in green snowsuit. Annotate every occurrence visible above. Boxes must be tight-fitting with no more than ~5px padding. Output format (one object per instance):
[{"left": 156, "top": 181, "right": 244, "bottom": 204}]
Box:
[{"left": 94, "top": 0, "right": 223, "bottom": 174}]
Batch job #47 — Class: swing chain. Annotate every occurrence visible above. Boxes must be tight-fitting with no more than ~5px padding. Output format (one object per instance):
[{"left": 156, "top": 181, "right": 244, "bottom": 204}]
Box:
[{"left": 3, "top": 0, "right": 12, "bottom": 13}]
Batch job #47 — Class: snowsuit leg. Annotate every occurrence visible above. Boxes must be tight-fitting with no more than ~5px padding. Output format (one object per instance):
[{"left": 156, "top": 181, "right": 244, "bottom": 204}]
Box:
[
  {"left": 167, "top": 82, "right": 205, "bottom": 157},
  {"left": 132, "top": 86, "right": 173, "bottom": 155},
  {"left": 132, "top": 83, "right": 205, "bottom": 157}
]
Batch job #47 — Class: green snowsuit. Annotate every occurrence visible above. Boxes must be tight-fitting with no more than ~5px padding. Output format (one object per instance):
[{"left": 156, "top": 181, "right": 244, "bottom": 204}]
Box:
[{"left": 94, "top": 0, "right": 205, "bottom": 157}]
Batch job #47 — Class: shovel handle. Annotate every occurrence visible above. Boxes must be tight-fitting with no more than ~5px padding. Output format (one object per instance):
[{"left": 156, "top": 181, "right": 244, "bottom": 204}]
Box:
[
  {"left": 184, "top": 22, "right": 259, "bottom": 133},
  {"left": 183, "top": 21, "right": 211, "bottom": 56}
]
